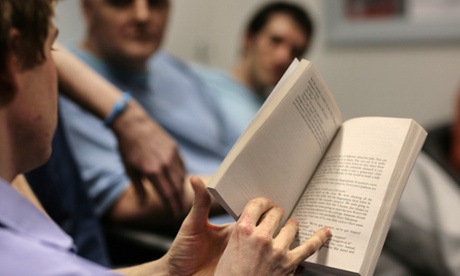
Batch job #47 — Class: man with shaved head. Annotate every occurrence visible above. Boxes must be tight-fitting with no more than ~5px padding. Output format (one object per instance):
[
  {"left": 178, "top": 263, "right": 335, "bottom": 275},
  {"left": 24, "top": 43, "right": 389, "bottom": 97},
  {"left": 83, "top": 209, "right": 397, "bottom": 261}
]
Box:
[{"left": 59, "top": 0, "right": 231, "bottom": 233}]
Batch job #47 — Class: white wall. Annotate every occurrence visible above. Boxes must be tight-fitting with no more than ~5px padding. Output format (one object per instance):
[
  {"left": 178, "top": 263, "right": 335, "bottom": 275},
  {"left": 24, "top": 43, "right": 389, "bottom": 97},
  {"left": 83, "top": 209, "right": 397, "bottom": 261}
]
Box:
[
  {"left": 55, "top": 1, "right": 85, "bottom": 45},
  {"left": 55, "top": 0, "right": 460, "bottom": 129}
]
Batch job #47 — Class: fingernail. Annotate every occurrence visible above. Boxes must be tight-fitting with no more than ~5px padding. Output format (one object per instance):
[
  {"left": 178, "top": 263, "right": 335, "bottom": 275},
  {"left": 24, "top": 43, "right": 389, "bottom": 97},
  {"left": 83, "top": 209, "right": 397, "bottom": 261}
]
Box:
[{"left": 323, "top": 227, "right": 332, "bottom": 237}]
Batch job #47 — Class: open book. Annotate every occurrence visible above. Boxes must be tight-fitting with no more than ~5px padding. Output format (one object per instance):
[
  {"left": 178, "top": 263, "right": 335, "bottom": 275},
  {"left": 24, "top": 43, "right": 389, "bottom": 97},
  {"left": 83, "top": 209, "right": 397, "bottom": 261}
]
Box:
[{"left": 207, "top": 59, "right": 427, "bottom": 276}]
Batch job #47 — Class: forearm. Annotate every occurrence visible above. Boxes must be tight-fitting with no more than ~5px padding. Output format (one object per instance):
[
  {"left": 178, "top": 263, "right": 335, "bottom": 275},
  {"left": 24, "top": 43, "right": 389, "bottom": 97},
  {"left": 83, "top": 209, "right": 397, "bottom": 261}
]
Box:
[
  {"left": 53, "top": 42, "right": 161, "bottom": 135},
  {"left": 53, "top": 42, "right": 119, "bottom": 119}
]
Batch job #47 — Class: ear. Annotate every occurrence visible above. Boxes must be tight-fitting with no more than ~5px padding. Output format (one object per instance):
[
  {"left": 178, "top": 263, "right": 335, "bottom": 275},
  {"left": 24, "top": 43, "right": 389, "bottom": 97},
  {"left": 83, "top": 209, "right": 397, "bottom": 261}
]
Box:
[
  {"left": 81, "top": 0, "right": 94, "bottom": 25},
  {"left": 0, "top": 29, "right": 21, "bottom": 105},
  {"left": 242, "top": 32, "right": 255, "bottom": 56}
]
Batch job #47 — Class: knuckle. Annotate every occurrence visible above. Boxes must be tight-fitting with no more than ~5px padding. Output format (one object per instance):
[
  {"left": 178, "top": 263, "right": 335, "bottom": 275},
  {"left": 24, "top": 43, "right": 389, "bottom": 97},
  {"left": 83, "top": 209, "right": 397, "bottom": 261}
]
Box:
[
  {"left": 162, "top": 152, "right": 176, "bottom": 166},
  {"left": 162, "top": 144, "right": 178, "bottom": 160},
  {"left": 235, "top": 219, "right": 254, "bottom": 236},
  {"left": 255, "top": 230, "right": 272, "bottom": 247},
  {"left": 141, "top": 161, "right": 162, "bottom": 175},
  {"left": 306, "top": 240, "right": 319, "bottom": 256},
  {"left": 271, "top": 244, "right": 285, "bottom": 260},
  {"left": 248, "top": 198, "right": 266, "bottom": 210},
  {"left": 276, "top": 206, "right": 285, "bottom": 217}
]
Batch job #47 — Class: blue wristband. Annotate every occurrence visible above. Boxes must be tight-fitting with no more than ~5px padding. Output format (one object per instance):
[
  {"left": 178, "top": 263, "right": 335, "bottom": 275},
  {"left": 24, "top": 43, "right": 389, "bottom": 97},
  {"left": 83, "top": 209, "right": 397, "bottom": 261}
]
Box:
[{"left": 104, "top": 92, "right": 133, "bottom": 127}]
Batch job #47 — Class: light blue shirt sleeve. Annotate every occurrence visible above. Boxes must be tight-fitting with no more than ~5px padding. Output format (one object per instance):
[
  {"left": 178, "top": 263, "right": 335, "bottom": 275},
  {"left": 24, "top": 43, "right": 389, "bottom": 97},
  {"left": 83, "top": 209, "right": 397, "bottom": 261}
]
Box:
[{"left": 59, "top": 95, "right": 130, "bottom": 216}]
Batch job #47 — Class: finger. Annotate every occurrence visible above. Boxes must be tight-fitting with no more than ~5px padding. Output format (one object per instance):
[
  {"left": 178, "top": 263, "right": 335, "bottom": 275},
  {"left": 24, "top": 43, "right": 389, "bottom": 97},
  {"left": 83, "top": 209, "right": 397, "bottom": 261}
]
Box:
[
  {"left": 239, "top": 197, "right": 275, "bottom": 226},
  {"left": 154, "top": 146, "right": 184, "bottom": 214},
  {"left": 169, "top": 161, "right": 184, "bottom": 196},
  {"left": 274, "top": 217, "right": 299, "bottom": 248},
  {"left": 148, "top": 172, "right": 182, "bottom": 218},
  {"left": 139, "top": 147, "right": 183, "bottom": 217},
  {"left": 290, "top": 226, "right": 332, "bottom": 263},
  {"left": 163, "top": 166, "right": 184, "bottom": 213},
  {"left": 170, "top": 149, "right": 186, "bottom": 192},
  {"left": 163, "top": 160, "right": 185, "bottom": 213},
  {"left": 166, "top": 151, "right": 186, "bottom": 211},
  {"left": 181, "top": 176, "right": 212, "bottom": 234},
  {"left": 256, "top": 205, "right": 284, "bottom": 237},
  {"left": 126, "top": 166, "right": 147, "bottom": 205}
]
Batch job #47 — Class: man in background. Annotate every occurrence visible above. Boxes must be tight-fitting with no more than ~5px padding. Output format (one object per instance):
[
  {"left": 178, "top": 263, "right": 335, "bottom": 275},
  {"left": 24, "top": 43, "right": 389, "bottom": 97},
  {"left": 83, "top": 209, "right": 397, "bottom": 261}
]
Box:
[
  {"left": 193, "top": 1, "right": 314, "bottom": 143},
  {"left": 58, "top": 0, "right": 231, "bottom": 234}
]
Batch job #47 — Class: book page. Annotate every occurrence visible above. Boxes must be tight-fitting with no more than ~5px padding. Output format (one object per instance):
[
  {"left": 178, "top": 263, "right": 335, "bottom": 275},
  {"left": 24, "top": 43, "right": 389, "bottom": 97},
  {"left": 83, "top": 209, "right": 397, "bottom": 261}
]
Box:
[
  {"left": 208, "top": 60, "right": 342, "bottom": 227},
  {"left": 291, "top": 117, "right": 421, "bottom": 274},
  {"left": 246, "top": 59, "right": 300, "bottom": 132}
]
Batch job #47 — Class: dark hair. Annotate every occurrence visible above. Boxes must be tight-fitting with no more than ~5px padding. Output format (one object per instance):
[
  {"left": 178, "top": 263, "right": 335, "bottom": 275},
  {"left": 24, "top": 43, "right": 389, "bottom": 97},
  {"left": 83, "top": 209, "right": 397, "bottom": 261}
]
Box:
[
  {"left": 0, "top": 0, "right": 55, "bottom": 72},
  {"left": 246, "top": 1, "right": 314, "bottom": 42}
]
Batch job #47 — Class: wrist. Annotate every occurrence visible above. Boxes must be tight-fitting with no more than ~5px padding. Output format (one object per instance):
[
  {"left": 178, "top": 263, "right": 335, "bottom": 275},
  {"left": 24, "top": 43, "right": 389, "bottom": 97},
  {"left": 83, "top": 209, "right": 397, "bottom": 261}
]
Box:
[
  {"left": 110, "top": 98, "right": 150, "bottom": 134},
  {"left": 146, "top": 255, "right": 171, "bottom": 276},
  {"left": 113, "top": 256, "right": 170, "bottom": 275},
  {"left": 104, "top": 92, "right": 132, "bottom": 127}
]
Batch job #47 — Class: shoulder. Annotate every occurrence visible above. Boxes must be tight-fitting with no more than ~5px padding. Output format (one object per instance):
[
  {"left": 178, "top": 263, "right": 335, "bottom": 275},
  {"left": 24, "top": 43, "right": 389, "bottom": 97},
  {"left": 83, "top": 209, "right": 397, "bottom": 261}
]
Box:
[
  {"left": 147, "top": 51, "right": 212, "bottom": 95},
  {"left": 66, "top": 45, "right": 110, "bottom": 76},
  {"left": 67, "top": 45, "right": 96, "bottom": 65},
  {"left": 0, "top": 229, "right": 117, "bottom": 276},
  {"left": 191, "top": 63, "right": 232, "bottom": 84},
  {"left": 149, "top": 51, "right": 191, "bottom": 72},
  {"left": 191, "top": 64, "right": 256, "bottom": 102}
]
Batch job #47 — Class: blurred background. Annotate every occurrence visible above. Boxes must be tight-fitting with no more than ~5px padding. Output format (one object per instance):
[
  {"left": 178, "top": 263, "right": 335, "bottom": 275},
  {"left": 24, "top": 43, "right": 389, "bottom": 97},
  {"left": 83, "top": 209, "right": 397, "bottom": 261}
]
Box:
[{"left": 55, "top": 0, "right": 460, "bottom": 129}]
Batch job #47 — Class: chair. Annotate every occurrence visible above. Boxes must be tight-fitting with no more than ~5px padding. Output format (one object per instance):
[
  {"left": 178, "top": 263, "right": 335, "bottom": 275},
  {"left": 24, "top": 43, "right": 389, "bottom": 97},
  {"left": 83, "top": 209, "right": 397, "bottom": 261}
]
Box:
[{"left": 421, "top": 122, "right": 460, "bottom": 185}]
